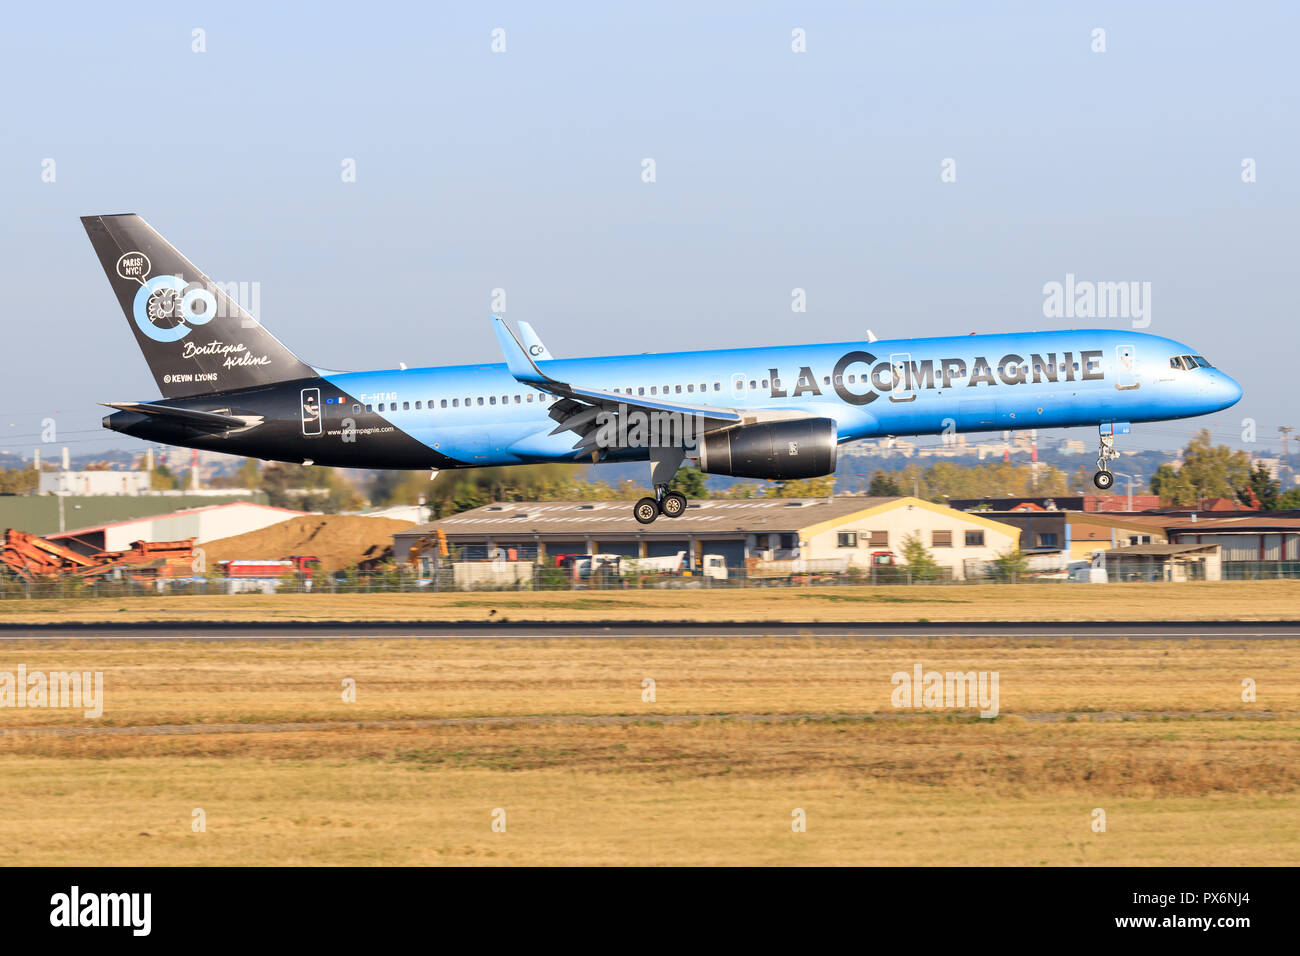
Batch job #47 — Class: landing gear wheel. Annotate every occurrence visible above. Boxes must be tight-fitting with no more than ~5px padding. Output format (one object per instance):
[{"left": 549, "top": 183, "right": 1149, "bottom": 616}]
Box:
[
  {"left": 659, "top": 492, "right": 687, "bottom": 518},
  {"left": 633, "top": 497, "right": 660, "bottom": 524},
  {"left": 1093, "top": 470, "right": 1114, "bottom": 490}
]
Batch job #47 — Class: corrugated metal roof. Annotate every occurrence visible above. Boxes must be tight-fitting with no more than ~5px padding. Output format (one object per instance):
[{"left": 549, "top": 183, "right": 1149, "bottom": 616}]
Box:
[
  {"left": 396, "top": 496, "right": 1018, "bottom": 539},
  {"left": 1105, "top": 543, "right": 1218, "bottom": 556},
  {"left": 0, "top": 493, "right": 271, "bottom": 537},
  {"left": 47, "top": 501, "right": 306, "bottom": 538},
  {"left": 1167, "top": 516, "right": 1300, "bottom": 532},
  {"left": 399, "top": 497, "right": 891, "bottom": 537}
]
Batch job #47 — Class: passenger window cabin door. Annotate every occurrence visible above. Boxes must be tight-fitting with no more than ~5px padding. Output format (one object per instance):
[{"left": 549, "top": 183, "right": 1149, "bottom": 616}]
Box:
[
  {"left": 889, "top": 352, "right": 915, "bottom": 402},
  {"left": 301, "top": 387, "right": 322, "bottom": 436},
  {"left": 1115, "top": 345, "right": 1139, "bottom": 390}
]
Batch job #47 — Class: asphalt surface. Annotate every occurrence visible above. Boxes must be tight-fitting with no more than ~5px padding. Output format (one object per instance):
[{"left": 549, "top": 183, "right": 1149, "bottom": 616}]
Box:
[{"left": 0, "top": 620, "right": 1297, "bottom": 640}]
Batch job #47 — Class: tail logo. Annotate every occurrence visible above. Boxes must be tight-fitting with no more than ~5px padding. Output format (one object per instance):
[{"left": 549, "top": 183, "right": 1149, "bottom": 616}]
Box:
[{"left": 118, "top": 252, "right": 218, "bottom": 343}]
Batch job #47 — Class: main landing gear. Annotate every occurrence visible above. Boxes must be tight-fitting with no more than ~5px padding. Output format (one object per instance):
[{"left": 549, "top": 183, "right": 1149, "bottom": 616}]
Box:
[
  {"left": 633, "top": 448, "right": 689, "bottom": 524},
  {"left": 1093, "top": 430, "right": 1119, "bottom": 490},
  {"left": 634, "top": 488, "right": 687, "bottom": 524}
]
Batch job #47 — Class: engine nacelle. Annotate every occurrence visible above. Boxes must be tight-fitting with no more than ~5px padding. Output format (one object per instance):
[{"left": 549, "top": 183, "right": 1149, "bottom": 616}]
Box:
[{"left": 697, "top": 418, "right": 837, "bottom": 480}]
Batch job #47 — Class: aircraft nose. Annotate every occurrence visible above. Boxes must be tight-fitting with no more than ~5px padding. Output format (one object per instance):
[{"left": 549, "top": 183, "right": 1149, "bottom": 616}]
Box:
[{"left": 1207, "top": 371, "right": 1243, "bottom": 410}]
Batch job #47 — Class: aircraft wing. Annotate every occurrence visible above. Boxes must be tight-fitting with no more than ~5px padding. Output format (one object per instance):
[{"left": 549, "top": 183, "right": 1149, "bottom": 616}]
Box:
[{"left": 491, "top": 316, "right": 744, "bottom": 459}]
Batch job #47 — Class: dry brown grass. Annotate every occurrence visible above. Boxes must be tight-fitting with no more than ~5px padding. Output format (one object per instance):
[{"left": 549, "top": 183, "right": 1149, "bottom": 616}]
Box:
[
  {"left": 0, "top": 636, "right": 1296, "bottom": 865},
  {"left": 0, "top": 636, "right": 1296, "bottom": 727},
  {"left": 0, "top": 579, "right": 1297, "bottom": 624}
]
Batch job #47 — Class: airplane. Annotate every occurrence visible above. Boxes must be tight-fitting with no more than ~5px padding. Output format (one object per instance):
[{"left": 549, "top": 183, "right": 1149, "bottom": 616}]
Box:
[{"left": 83, "top": 214, "right": 1243, "bottom": 524}]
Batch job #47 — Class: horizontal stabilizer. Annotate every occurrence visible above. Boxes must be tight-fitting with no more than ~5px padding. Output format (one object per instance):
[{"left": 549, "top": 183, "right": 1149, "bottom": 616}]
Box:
[{"left": 101, "top": 401, "right": 258, "bottom": 430}]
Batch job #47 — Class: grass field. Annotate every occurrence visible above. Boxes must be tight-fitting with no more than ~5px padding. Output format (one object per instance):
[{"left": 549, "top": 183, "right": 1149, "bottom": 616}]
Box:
[
  {"left": 1, "top": 635, "right": 1296, "bottom": 865},
  {"left": 0, "top": 579, "right": 1296, "bottom": 625}
]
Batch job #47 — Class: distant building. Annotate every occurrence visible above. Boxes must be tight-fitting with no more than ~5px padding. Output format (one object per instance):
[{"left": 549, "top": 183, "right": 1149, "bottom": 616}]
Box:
[
  {"left": 0, "top": 492, "right": 271, "bottom": 539},
  {"left": 46, "top": 502, "right": 306, "bottom": 555},
  {"left": 1064, "top": 514, "right": 1170, "bottom": 559},
  {"left": 961, "top": 507, "right": 1172, "bottom": 560},
  {"left": 393, "top": 496, "right": 1022, "bottom": 581},
  {"left": 1102, "top": 543, "right": 1222, "bottom": 582},
  {"left": 356, "top": 504, "right": 431, "bottom": 524},
  {"left": 952, "top": 494, "right": 1172, "bottom": 513},
  {"left": 39, "top": 471, "right": 150, "bottom": 496},
  {"left": 1166, "top": 515, "right": 1300, "bottom": 566}
]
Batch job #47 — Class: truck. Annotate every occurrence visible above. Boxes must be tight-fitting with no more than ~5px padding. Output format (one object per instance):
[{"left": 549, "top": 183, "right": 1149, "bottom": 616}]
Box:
[
  {"left": 558, "top": 551, "right": 730, "bottom": 583},
  {"left": 218, "top": 555, "right": 320, "bottom": 593},
  {"left": 744, "top": 556, "right": 851, "bottom": 584}
]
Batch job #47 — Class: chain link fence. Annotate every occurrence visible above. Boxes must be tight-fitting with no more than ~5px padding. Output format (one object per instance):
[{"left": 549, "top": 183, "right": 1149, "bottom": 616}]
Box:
[
  {"left": 0, "top": 561, "right": 1090, "bottom": 599},
  {"left": 1222, "top": 561, "right": 1300, "bottom": 580}
]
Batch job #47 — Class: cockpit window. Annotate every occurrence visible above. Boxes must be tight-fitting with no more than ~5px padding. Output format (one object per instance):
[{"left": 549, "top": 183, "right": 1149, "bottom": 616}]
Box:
[
  {"left": 1170, "top": 354, "right": 1212, "bottom": 370},
  {"left": 1191, "top": 355, "right": 1212, "bottom": 368}
]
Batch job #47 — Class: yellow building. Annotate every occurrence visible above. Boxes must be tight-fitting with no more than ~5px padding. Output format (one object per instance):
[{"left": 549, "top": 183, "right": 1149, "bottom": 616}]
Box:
[{"left": 394, "top": 496, "right": 1021, "bottom": 581}]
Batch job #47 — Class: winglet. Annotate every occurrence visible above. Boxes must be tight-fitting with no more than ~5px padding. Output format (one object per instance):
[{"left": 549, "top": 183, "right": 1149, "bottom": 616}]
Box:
[
  {"left": 516, "top": 321, "right": 554, "bottom": 361},
  {"left": 492, "top": 315, "right": 554, "bottom": 387}
]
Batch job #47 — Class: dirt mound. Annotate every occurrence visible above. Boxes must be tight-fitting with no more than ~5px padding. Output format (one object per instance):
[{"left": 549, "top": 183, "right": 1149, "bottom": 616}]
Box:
[{"left": 201, "top": 515, "right": 415, "bottom": 571}]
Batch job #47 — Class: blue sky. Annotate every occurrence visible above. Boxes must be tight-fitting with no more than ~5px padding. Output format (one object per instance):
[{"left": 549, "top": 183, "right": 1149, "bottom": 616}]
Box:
[{"left": 1, "top": 1, "right": 1295, "bottom": 458}]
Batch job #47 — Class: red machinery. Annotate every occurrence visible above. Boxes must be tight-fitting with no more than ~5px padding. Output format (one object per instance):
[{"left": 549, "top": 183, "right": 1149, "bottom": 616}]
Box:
[
  {"left": 1, "top": 529, "right": 196, "bottom": 582},
  {"left": 218, "top": 555, "right": 320, "bottom": 579}
]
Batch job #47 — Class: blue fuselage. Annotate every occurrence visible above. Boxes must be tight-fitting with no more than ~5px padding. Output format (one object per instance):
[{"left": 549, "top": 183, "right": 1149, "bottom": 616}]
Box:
[{"left": 306, "top": 328, "right": 1241, "bottom": 468}]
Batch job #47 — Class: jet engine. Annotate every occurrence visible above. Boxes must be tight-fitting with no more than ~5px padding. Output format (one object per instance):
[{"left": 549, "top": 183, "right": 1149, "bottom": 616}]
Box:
[{"left": 696, "top": 418, "right": 837, "bottom": 480}]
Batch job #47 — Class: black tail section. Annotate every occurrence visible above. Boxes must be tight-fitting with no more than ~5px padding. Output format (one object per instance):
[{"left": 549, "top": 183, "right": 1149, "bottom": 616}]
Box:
[{"left": 81, "top": 214, "right": 316, "bottom": 398}]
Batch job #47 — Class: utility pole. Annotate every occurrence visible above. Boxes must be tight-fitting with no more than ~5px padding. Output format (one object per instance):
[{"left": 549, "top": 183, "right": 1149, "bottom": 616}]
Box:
[
  {"left": 1115, "top": 472, "right": 1143, "bottom": 512},
  {"left": 1280, "top": 425, "right": 1294, "bottom": 458}
]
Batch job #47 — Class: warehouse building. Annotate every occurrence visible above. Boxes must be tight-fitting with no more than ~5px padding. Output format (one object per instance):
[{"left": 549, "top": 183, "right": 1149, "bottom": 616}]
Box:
[
  {"left": 1100, "top": 542, "right": 1222, "bottom": 582},
  {"left": 46, "top": 502, "right": 307, "bottom": 556},
  {"left": 0, "top": 491, "right": 272, "bottom": 539},
  {"left": 1165, "top": 515, "right": 1300, "bottom": 577},
  {"left": 393, "top": 496, "right": 1021, "bottom": 580},
  {"left": 38, "top": 471, "right": 151, "bottom": 496}
]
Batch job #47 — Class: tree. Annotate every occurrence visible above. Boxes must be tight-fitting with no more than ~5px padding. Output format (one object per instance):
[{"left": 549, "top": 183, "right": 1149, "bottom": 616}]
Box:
[
  {"left": 150, "top": 463, "right": 177, "bottom": 491},
  {"left": 234, "top": 458, "right": 261, "bottom": 489},
  {"left": 1178, "top": 429, "right": 1252, "bottom": 502},
  {"left": 668, "top": 464, "right": 707, "bottom": 498},
  {"left": 766, "top": 476, "right": 835, "bottom": 498},
  {"left": 1149, "top": 430, "right": 1251, "bottom": 506},
  {"left": 1239, "top": 462, "right": 1279, "bottom": 510},
  {"left": 1068, "top": 465, "right": 1095, "bottom": 493},
  {"left": 259, "top": 463, "right": 362, "bottom": 512},
  {"left": 903, "top": 461, "right": 1070, "bottom": 503},
  {"left": 868, "top": 471, "right": 902, "bottom": 496},
  {"left": 990, "top": 547, "right": 1029, "bottom": 582},
  {"left": 899, "top": 532, "right": 942, "bottom": 582},
  {"left": 1278, "top": 486, "right": 1300, "bottom": 510},
  {"left": 368, "top": 463, "right": 651, "bottom": 518},
  {"left": 714, "top": 482, "right": 759, "bottom": 499},
  {"left": 1149, "top": 463, "right": 1197, "bottom": 506},
  {"left": 0, "top": 468, "right": 38, "bottom": 494},
  {"left": 450, "top": 480, "right": 489, "bottom": 514}
]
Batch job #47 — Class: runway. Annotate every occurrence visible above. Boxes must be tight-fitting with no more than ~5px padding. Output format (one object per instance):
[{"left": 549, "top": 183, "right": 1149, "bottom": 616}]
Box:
[{"left": 0, "top": 620, "right": 1297, "bottom": 640}]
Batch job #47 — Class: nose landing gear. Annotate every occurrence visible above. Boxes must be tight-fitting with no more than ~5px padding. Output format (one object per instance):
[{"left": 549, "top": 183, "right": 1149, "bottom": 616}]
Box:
[{"left": 1093, "top": 427, "right": 1122, "bottom": 490}]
